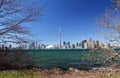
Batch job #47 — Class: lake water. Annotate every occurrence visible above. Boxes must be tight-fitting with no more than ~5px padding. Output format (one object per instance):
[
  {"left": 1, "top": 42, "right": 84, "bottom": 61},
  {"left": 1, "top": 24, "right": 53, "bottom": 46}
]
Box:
[{"left": 28, "top": 49, "right": 106, "bottom": 69}]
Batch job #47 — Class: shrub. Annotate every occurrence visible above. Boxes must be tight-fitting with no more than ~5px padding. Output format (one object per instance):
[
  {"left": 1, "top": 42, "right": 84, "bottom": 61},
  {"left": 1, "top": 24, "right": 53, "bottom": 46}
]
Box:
[{"left": 0, "top": 50, "right": 36, "bottom": 70}]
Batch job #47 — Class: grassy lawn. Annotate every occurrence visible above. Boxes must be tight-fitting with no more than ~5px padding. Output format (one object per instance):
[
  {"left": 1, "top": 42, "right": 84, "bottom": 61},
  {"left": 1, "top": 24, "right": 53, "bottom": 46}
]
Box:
[
  {"left": 0, "top": 70, "right": 120, "bottom": 78},
  {"left": 0, "top": 70, "right": 44, "bottom": 78}
]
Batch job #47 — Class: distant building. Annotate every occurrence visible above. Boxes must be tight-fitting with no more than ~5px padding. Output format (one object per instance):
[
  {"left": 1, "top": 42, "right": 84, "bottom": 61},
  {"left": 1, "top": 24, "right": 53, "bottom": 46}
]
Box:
[
  {"left": 9, "top": 45, "right": 12, "bottom": 49},
  {"left": 79, "top": 43, "right": 82, "bottom": 48},
  {"left": 76, "top": 42, "right": 79, "bottom": 47},
  {"left": 46, "top": 45, "right": 54, "bottom": 49},
  {"left": 29, "top": 42, "right": 35, "bottom": 49},
  {"left": 67, "top": 42, "right": 71, "bottom": 49},
  {"left": 41, "top": 44, "right": 46, "bottom": 49},
  {"left": 63, "top": 41, "right": 66, "bottom": 46},
  {"left": 99, "top": 43, "right": 104, "bottom": 48},
  {"left": 87, "top": 39, "right": 95, "bottom": 49},
  {"left": 81, "top": 39, "right": 87, "bottom": 49},
  {"left": 72, "top": 44, "right": 75, "bottom": 49},
  {"left": 103, "top": 42, "right": 110, "bottom": 49},
  {"left": 95, "top": 40, "right": 99, "bottom": 48},
  {"left": 2, "top": 45, "right": 5, "bottom": 50},
  {"left": 84, "top": 42, "right": 88, "bottom": 49}
]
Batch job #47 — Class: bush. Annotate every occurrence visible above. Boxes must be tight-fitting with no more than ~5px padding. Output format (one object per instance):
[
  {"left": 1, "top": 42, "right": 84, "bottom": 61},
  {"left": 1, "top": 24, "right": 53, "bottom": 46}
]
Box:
[
  {"left": 81, "top": 49, "right": 120, "bottom": 68},
  {"left": 0, "top": 50, "right": 36, "bottom": 70}
]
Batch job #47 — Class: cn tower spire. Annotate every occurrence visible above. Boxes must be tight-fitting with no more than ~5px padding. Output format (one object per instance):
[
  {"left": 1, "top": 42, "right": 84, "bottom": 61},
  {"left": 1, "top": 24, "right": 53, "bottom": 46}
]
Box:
[{"left": 58, "top": 26, "right": 61, "bottom": 49}]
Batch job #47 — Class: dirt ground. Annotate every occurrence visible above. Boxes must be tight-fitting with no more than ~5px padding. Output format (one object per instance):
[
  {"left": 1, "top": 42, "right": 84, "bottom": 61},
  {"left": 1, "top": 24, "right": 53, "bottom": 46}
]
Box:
[{"left": 32, "top": 68, "right": 120, "bottom": 78}]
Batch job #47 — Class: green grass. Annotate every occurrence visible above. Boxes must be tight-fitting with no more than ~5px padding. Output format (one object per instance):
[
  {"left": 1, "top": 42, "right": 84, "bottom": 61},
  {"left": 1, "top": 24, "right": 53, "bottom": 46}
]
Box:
[
  {"left": 0, "top": 70, "right": 120, "bottom": 78},
  {"left": 0, "top": 70, "right": 44, "bottom": 78}
]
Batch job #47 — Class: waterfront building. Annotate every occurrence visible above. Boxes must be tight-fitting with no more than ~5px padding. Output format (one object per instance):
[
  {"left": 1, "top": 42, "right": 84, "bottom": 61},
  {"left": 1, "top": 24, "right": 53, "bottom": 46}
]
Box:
[
  {"left": 35, "top": 42, "right": 38, "bottom": 49},
  {"left": 108, "top": 43, "right": 111, "bottom": 48},
  {"left": 95, "top": 40, "right": 99, "bottom": 48},
  {"left": 84, "top": 42, "right": 88, "bottom": 49},
  {"left": 62, "top": 41, "right": 71, "bottom": 49},
  {"left": 81, "top": 41, "right": 84, "bottom": 49},
  {"left": 76, "top": 42, "right": 79, "bottom": 47},
  {"left": 79, "top": 43, "right": 82, "bottom": 48},
  {"left": 62, "top": 41, "right": 66, "bottom": 49},
  {"left": 39, "top": 44, "right": 44, "bottom": 49},
  {"left": 1, "top": 45, "right": 8, "bottom": 50},
  {"left": 0, "top": 45, "right": 1, "bottom": 50},
  {"left": 72, "top": 44, "right": 75, "bottom": 49},
  {"left": 75, "top": 42, "right": 81, "bottom": 49},
  {"left": 81, "top": 39, "right": 87, "bottom": 49},
  {"left": 63, "top": 41, "right": 66, "bottom": 46},
  {"left": 29, "top": 41, "right": 41, "bottom": 49},
  {"left": 62, "top": 44, "right": 67, "bottom": 49},
  {"left": 29, "top": 42, "right": 35, "bottom": 49},
  {"left": 38, "top": 44, "right": 41, "bottom": 49},
  {"left": 46, "top": 45, "right": 54, "bottom": 49},
  {"left": 103, "top": 42, "right": 110, "bottom": 49},
  {"left": 91, "top": 40, "right": 95, "bottom": 49},
  {"left": 2, "top": 45, "right": 5, "bottom": 50},
  {"left": 99, "top": 43, "right": 104, "bottom": 48},
  {"left": 67, "top": 42, "right": 71, "bottom": 49},
  {"left": 9, "top": 45, "right": 12, "bottom": 49},
  {"left": 87, "top": 39, "right": 95, "bottom": 49}
]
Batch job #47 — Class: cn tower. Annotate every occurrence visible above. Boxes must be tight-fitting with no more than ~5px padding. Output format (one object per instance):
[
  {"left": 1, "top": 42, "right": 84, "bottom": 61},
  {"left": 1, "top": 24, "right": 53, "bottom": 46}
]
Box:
[{"left": 58, "top": 26, "right": 61, "bottom": 49}]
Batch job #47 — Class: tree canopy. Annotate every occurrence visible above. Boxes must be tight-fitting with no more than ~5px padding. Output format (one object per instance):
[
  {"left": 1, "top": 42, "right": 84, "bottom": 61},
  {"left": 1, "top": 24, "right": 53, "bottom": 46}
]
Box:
[
  {"left": 97, "top": 0, "right": 120, "bottom": 45},
  {"left": 97, "top": 0, "right": 120, "bottom": 67},
  {"left": 0, "top": 0, "right": 44, "bottom": 44}
]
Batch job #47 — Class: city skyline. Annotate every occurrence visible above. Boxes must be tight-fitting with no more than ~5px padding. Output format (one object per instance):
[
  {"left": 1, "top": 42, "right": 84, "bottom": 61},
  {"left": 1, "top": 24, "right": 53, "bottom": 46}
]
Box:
[
  {"left": 26, "top": 0, "right": 112, "bottom": 45},
  {"left": 0, "top": 38, "right": 111, "bottom": 50}
]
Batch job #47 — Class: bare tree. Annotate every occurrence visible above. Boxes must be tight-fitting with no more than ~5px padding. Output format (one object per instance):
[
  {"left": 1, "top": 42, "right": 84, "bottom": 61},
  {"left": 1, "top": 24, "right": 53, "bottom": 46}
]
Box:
[
  {"left": 97, "top": 0, "right": 120, "bottom": 67},
  {"left": 112, "top": 0, "right": 120, "bottom": 9},
  {"left": 0, "top": 0, "right": 45, "bottom": 69},
  {"left": 0, "top": 0, "right": 44, "bottom": 44}
]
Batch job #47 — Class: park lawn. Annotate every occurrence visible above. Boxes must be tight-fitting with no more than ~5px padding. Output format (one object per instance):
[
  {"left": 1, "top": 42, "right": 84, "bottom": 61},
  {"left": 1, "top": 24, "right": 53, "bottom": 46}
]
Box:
[
  {"left": 0, "top": 70, "right": 120, "bottom": 78},
  {"left": 0, "top": 70, "right": 44, "bottom": 78}
]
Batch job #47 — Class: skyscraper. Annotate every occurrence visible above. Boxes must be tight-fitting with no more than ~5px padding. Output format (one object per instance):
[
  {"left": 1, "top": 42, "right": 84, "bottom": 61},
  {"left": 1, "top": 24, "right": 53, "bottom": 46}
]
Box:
[
  {"left": 81, "top": 39, "right": 87, "bottom": 49},
  {"left": 95, "top": 40, "right": 99, "bottom": 48},
  {"left": 88, "top": 38, "right": 95, "bottom": 49},
  {"left": 63, "top": 41, "right": 66, "bottom": 46}
]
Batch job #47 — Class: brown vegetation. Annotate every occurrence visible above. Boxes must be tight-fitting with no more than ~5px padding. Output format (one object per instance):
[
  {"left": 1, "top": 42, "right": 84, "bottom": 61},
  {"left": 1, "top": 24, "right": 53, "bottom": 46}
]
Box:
[
  {"left": 29, "top": 68, "right": 120, "bottom": 78},
  {"left": 97, "top": 0, "right": 120, "bottom": 67},
  {"left": 0, "top": 0, "right": 44, "bottom": 44},
  {"left": 0, "top": 0, "right": 44, "bottom": 70},
  {"left": 0, "top": 50, "right": 36, "bottom": 70}
]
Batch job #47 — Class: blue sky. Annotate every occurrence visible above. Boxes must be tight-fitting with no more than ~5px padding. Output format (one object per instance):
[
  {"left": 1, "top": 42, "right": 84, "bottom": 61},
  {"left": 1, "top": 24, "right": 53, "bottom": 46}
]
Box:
[{"left": 28, "top": 0, "right": 112, "bottom": 45}]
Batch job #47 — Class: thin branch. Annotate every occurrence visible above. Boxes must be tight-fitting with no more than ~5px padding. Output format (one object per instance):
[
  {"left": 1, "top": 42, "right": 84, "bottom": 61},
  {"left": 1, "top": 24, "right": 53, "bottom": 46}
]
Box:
[{"left": 0, "top": 0, "right": 4, "bottom": 9}]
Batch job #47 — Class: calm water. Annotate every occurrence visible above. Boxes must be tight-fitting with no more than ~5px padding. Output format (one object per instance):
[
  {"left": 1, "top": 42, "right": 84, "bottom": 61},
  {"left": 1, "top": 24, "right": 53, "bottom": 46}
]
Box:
[{"left": 28, "top": 49, "right": 106, "bottom": 69}]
